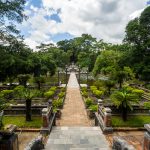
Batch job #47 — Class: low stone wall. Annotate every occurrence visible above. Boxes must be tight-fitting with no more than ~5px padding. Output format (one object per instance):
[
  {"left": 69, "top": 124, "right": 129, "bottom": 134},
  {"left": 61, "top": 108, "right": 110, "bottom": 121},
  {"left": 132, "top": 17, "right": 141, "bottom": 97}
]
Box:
[
  {"left": 4, "top": 105, "right": 47, "bottom": 116},
  {"left": 104, "top": 105, "right": 150, "bottom": 115}
]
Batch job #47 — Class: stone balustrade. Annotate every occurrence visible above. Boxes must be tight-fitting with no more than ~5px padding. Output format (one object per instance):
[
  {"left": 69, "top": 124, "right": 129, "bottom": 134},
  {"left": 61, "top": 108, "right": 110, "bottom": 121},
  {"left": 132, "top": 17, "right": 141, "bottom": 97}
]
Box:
[
  {"left": 40, "top": 100, "right": 56, "bottom": 134},
  {"left": 95, "top": 99, "right": 113, "bottom": 133},
  {"left": 143, "top": 124, "right": 150, "bottom": 150}
]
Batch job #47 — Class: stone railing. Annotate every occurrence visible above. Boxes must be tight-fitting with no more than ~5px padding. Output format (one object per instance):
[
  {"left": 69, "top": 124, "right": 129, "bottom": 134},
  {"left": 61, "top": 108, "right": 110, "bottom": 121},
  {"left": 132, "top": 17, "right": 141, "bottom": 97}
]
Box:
[
  {"left": 95, "top": 100, "right": 113, "bottom": 133},
  {"left": 40, "top": 100, "right": 56, "bottom": 134},
  {"left": 143, "top": 124, "right": 150, "bottom": 150},
  {"left": 112, "top": 136, "right": 136, "bottom": 150}
]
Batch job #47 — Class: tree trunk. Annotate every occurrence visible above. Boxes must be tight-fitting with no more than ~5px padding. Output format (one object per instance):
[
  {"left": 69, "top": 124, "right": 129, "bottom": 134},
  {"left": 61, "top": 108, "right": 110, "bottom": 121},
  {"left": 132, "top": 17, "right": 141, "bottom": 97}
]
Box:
[
  {"left": 108, "top": 87, "right": 111, "bottom": 95},
  {"left": 37, "top": 82, "right": 41, "bottom": 90},
  {"left": 26, "top": 99, "right": 32, "bottom": 121},
  {"left": 119, "top": 81, "right": 122, "bottom": 89},
  {"left": 122, "top": 106, "right": 127, "bottom": 121}
]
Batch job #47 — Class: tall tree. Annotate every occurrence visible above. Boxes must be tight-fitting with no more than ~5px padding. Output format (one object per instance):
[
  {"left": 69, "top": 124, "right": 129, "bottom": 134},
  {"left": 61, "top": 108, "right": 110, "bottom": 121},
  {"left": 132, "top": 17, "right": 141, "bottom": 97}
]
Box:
[{"left": 124, "top": 6, "right": 150, "bottom": 81}]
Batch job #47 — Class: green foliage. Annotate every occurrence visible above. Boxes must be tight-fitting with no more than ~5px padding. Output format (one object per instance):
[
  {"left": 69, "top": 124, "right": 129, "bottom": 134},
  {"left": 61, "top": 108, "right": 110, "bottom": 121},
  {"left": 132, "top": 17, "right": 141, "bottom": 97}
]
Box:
[
  {"left": 61, "top": 87, "right": 66, "bottom": 92},
  {"left": 3, "top": 116, "right": 42, "bottom": 128},
  {"left": 145, "top": 84, "right": 150, "bottom": 90},
  {"left": 44, "top": 91, "right": 55, "bottom": 99},
  {"left": 90, "top": 86, "right": 97, "bottom": 91},
  {"left": 93, "top": 50, "right": 121, "bottom": 76},
  {"left": 0, "top": 94, "right": 8, "bottom": 111},
  {"left": 85, "top": 98, "right": 94, "bottom": 108},
  {"left": 81, "top": 87, "right": 87, "bottom": 92},
  {"left": 58, "top": 92, "right": 65, "bottom": 98},
  {"left": 132, "top": 89, "right": 144, "bottom": 97},
  {"left": 18, "top": 74, "right": 30, "bottom": 87},
  {"left": 22, "top": 88, "right": 37, "bottom": 100},
  {"left": 0, "top": 90, "right": 13, "bottom": 100},
  {"left": 81, "top": 91, "right": 88, "bottom": 98},
  {"left": 34, "top": 76, "right": 45, "bottom": 90},
  {"left": 92, "top": 90, "right": 103, "bottom": 98},
  {"left": 112, "top": 116, "right": 150, "bottom": 127},
  {"left": 0, "top": 0, "right": 26, "bottom": 44},
  {"left": 124, "top": 6, "right": 150, "bottom": 81},
  {"left": 104, "top": 80, "right": 116, "bottom": 94},
  {"left": 52, "top": 99, "right": 63, "bottom": 109},
  {"left": 89, "top": 105, "right": 98, "bottom": 112},
  {"left": 144, "top": 102, "right": 150, "bottom": 109},
  {"left": 13, "top": 85, "right": 25, "bottom": 99},
  {"left": 50, "top": 86, "right": 57, "bottom": 92},
  {"left": 111, "top": 87, "right": 140, "bottom": 121}
]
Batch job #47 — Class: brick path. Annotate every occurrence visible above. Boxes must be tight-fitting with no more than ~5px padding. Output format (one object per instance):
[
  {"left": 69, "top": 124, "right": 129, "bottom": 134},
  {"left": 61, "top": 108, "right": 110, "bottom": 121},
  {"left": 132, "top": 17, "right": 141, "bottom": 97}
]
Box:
[{"left": 57, "top": 72, "right": 92, "bottom": 126}]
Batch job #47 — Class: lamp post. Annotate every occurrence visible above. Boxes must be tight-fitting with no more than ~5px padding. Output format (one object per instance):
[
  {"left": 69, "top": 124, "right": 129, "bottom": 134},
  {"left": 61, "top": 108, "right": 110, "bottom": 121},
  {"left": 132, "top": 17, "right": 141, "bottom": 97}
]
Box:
[
  {"left": 57, "top": 68, "right": 60, "bottom": 86},
  {"left": 86, "top": 68, "right": 89, "bottom": 86},
  {"left": 78, "top": 65, "right": 81, "bottom": 85},
  {"left": 65, "top": 65, "right": 68, "bottom": 85}
]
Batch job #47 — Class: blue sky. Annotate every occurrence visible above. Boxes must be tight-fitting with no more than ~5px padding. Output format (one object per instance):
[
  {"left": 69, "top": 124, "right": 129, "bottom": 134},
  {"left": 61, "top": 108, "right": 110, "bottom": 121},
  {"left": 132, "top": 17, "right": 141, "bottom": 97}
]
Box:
[{"left": 19, "top": 0, "right": 148, "bottom": 50}]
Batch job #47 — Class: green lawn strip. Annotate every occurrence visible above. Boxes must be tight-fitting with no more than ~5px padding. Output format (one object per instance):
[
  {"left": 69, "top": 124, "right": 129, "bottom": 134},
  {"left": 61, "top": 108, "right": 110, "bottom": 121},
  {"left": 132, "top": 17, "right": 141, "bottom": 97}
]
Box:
[
  {"left": 112, "top": 115, "right": 150, "bottom": 127},
  {"left": 3, "top": 116, "right": 42, "bottom": 128}
]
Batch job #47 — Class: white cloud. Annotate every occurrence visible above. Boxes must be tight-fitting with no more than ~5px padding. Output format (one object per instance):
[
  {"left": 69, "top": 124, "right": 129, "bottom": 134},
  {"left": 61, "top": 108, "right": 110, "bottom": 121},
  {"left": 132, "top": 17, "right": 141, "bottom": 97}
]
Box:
[
  {"left": 129, "top": 9, "right": 145, "bottom": 20},
  {"left": 42, "top": 0, "right": 147, "bottom": 42},
  {"left": 22, "top": 0, "right": 147, "bottom": 49}
]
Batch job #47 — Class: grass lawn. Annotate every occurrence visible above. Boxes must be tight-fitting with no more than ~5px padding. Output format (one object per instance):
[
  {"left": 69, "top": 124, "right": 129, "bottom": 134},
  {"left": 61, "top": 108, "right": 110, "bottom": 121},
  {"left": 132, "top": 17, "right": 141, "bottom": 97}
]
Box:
[
  {"left": 3, "top": 116, "right": 42, "bottom": 128},
  {"left": 112, "top": 115, "right": 150, "bottom": 127}
]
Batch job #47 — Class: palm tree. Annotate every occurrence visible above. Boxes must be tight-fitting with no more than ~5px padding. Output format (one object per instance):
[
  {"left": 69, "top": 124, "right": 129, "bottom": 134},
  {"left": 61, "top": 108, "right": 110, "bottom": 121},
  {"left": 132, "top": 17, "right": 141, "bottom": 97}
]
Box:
[
  {"left": 111, "top": 88, "right": 139, "bottom": 121},
  {"left": 104, "top": 80, "right": 116, "bottom": 95},
  {"left": 23, "top": 88, "right": 36, "bottom": 121}
]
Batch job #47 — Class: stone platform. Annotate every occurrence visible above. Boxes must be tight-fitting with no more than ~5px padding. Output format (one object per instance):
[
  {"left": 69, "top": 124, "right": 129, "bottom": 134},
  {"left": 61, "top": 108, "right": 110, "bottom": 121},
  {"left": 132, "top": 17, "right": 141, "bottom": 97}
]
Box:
[{"left": 45, "top": 127, "right": 110, "bottom": 150}]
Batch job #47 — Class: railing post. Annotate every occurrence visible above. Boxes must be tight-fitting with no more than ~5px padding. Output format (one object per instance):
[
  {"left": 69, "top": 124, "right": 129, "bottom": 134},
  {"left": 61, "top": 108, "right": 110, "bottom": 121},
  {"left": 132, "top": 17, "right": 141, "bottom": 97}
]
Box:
[
  {"left": 143, "top": 124, "right": 150, "bottom": 150},
  {"left": 42, "top": 108, "right": 49, "bottom": 128},
  {"left": 104, "top": 107, "right": 112, "bottom": 128}
]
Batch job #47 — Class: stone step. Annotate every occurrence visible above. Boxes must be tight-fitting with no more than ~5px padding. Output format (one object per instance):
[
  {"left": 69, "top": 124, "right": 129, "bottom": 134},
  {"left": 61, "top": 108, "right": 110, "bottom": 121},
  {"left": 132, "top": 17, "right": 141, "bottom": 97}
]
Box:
[{"left": 45, "top": 127, "right": 110, "bottom": 150}]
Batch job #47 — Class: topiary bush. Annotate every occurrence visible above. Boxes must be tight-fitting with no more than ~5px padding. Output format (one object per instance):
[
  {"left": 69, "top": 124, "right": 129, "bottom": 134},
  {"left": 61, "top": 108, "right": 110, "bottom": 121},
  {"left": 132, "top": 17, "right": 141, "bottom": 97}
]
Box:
[
  {"left": 49, "top": 86, "right": 57, "bottom": 92},
  {"left": 53, "top": 99, "right": 63, "bottom": 109},
  {"left": 81, "top": 91, "right": 88, "bottom": 98},
  {"left": 93, "top": 90, "right": 103, "bottom": 98},
  {"left": 58, "top": 92, "right": 65, "bottom": 98},
  {"left": 90, "top": 86, "right": 97, "bottom": 91},
  {"left": 61, "top": 87, "right": 66, "bottom": 92},
  {"left": 89, "top": 105, "right": 98, "bottom": 112},
  {"left": 44, "top": 91, "right": 55, "bottom": 99},
  {"left": 85, "top": 98, "right": 94, "bottom": 108}
]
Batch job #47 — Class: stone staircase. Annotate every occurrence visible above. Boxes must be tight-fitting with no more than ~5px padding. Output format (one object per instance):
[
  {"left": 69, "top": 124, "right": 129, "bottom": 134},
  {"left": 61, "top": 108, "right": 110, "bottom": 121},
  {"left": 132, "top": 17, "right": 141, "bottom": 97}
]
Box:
[{"left": 45, "top": 127, "right": 110, "bottom": 150}]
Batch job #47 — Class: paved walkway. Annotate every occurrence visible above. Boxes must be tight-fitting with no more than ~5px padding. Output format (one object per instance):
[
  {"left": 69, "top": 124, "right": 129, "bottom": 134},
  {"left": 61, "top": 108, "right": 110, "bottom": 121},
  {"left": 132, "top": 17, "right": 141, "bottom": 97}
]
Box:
[
  {"left": 45, "top": 72, "right": 110, "bottom": 149},
  {"left": 45, "top": 127, "right": 110, "bottom": 150},
  {"left": 57, "top": 72, "right": 91, "bottom": 126}
]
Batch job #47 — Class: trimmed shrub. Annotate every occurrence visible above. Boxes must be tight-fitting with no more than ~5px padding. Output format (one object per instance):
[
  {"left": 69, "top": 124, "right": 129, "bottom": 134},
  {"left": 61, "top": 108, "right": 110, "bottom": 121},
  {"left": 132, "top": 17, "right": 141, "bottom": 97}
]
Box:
[
  {"left": 53, "top": 99, "right": 63, "bottom": 109},
  {"left": 89, "top": 105, "right": 98, "bottom": 112},
  {"left": 44, "top": 91, "right": 55, "bottom": 99},
  {"left": 93, "top": 90, "right": 103, "bottom": 98},
  {"left": 49, "top": 86, "right": 57, "bottom": 92},
  {"left": 85, "top": 98, "right": 94, "bottom": 108},
  {"left": 81, "top": 91, "right": 88, "bottom": 98},
  {"left": 58, "top": 92, "right": 65, "bottom": 98},
  {"left": 132, "top": 89, "right": 144, "bottom": 97},
  {"left": 61, "top": 87, "right": 66, "bottom": 92},
  {"left": 90, "top": 86, "right": 97, "bottom": 91},
  {"left": 81, "top": 87, "right": 87, "bottom": 92}
]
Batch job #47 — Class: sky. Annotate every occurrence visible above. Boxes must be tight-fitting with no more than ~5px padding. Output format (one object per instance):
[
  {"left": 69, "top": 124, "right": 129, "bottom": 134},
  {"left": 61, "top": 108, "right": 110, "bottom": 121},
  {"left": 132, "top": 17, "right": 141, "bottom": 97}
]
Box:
[{"left": 18, "top": 0, "right": 149, "bottom": 50}]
